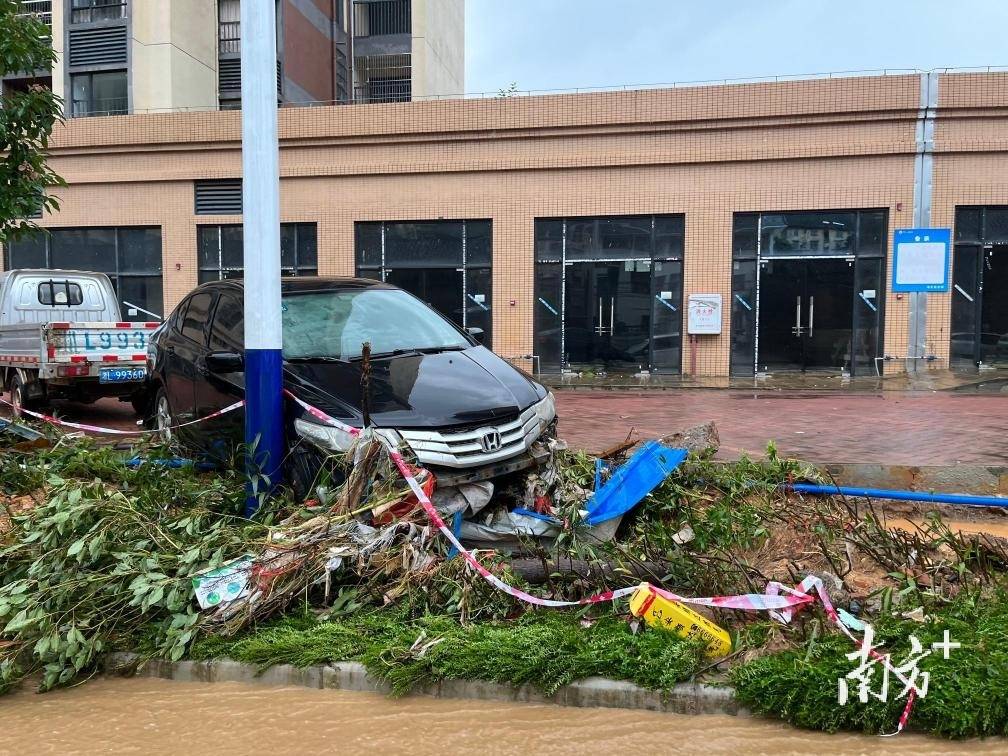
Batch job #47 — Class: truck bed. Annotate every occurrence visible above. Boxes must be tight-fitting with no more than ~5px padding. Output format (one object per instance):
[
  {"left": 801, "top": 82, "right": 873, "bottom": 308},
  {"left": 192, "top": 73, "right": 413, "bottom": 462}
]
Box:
[{"left": 0, "top": 321, "right": 159, "bottom": 379}]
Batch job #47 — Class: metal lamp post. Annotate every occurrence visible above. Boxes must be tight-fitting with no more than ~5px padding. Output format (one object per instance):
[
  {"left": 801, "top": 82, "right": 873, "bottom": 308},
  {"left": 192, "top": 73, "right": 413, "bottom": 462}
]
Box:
[{"left": 241, "top": 0, "right": 284, "bottom": 516}]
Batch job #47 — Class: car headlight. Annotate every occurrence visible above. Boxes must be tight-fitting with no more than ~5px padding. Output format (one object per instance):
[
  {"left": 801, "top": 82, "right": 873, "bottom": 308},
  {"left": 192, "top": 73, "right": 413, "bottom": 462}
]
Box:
[
  {"left": 533, "top": 392, "right": 556, "bottom": 428},
  {"left": 294, "top": 417, "right": 358, "bottom": 452}
]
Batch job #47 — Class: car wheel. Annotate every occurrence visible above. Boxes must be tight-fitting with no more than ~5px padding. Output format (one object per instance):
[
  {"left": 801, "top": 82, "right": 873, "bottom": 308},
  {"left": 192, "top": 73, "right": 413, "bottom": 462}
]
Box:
[
  {"left": 10, "top": 374, "right": 35, "bottom": 419},
  {"left": 154, "top": 388, "right": 174, "bottom": 442}
]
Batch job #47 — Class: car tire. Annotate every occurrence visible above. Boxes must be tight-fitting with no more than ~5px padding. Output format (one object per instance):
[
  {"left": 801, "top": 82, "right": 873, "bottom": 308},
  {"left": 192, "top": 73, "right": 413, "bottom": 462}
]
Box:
[
  {"left": 9, "top": 374, "right": 37, "bottom": 419},
  {"left": 153, "top": 388, "right": 174, "bottom": 442}
]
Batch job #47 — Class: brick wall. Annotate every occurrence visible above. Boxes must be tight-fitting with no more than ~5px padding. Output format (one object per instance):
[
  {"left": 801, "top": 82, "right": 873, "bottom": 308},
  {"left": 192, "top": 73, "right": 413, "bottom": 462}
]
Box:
[{"left": 13, "top": 72, "right": 1008, "bottom": 376}]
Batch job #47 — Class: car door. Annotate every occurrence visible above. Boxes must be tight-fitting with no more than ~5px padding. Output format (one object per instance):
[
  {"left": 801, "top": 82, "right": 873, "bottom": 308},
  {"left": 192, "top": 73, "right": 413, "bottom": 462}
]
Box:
[
  {"left": 195, "top": 291, "right": 246, "bottom": 458},
  {"left": 169, "top": 291, "right": 215, "bottom": 446}
]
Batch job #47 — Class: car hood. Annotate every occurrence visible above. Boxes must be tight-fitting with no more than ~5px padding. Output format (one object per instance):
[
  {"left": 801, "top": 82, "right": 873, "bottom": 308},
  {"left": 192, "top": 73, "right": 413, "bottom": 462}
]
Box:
[{"left": 283, "top": 346, "right": 545, "bottom": 429}]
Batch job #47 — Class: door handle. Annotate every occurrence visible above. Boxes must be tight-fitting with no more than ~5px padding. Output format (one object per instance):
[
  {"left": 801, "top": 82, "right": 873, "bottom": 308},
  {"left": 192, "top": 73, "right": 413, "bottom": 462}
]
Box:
[
  {"left": 792, "top": 296, "right": 804, "bottom": 336},
  {"left": 609, "top": 298, "right": 614, "bottom": 335},
  {"left": 808, "top": 296, "right": 814, "bottom": 337}
]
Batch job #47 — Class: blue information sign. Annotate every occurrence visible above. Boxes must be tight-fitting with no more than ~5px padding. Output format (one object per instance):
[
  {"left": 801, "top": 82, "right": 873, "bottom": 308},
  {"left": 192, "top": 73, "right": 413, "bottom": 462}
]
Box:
[{"left": 892, "top": 228, "right": 951, "bottom": 293}]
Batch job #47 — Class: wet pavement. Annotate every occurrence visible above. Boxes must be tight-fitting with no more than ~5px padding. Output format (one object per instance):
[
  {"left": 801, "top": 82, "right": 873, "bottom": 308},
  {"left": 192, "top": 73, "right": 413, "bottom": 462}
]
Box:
[
  {"left": 3, "top": 379, "right": 1008, "bottom": 466},
  {"left": 555, "top": 390, "right": 1008, "bottom": 464}
]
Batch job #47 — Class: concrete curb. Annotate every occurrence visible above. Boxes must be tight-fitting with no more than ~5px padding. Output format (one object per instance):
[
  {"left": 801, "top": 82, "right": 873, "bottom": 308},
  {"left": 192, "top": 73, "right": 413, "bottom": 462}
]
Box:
[{"left": 104, "top": 653, "right": 749, "bottom": 717}]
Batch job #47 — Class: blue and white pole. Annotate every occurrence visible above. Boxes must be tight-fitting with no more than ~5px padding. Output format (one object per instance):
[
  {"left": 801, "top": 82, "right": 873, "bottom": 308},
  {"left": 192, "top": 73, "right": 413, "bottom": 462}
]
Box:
[{"left": 241, "top": 0, "right": 284, "bottom": 516}]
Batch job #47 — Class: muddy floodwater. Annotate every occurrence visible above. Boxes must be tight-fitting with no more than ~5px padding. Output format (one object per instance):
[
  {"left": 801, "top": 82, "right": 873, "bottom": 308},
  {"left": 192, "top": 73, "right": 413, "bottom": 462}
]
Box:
[{"left": 1, "top": 678, "right": 1004, "bottom": 756}]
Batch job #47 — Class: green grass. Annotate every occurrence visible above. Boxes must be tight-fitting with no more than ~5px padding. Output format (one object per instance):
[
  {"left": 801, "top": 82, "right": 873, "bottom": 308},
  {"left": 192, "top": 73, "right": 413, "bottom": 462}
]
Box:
[
  {"left": 191, "top": 610, "right": 707, "bottom": 696},
  {"left": 730, "top": 596, "right": 1008, "bottom": 738}
]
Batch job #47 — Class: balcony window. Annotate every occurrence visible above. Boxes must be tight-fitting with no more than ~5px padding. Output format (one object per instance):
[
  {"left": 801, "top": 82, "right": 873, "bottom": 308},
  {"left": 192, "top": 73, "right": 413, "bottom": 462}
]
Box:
[
  {"left": 218, "top": 0, "right": 240, "bottom": 55},
  {"left": 17, "top": 1, "right": 52, "bottom": 28},
  {"left": 70, "top": 0, "right": 127, "bottom": 24},
  {"left": 70, "top": 70, "right": 127, "bottom": 116},
  {"left": 353, "top": 0, "right": 411, "bottom": 36},
  {"left": 354, "top": 53, "right": 411, "bottom": 103}
]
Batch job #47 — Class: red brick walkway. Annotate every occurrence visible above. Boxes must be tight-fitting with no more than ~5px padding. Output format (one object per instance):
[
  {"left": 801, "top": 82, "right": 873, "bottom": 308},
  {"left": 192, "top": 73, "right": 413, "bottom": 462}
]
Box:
[
  {"left": 6, "top": 391, "right": 1007, "bottom": 466},
  {"left": 555, "top": 391, "right": 1008, "bottom": 465}
]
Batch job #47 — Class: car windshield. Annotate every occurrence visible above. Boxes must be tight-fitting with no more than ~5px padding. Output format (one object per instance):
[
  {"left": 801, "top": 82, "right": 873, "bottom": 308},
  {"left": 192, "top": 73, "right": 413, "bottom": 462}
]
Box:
[{"left": 281, "top": 288, "right": 470, "bottom": 360}]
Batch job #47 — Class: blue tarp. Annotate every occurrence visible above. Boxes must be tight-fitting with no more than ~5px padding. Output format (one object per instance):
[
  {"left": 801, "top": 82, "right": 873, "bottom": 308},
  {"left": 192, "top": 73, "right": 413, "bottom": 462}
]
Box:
[
  {"left": 583, "top": 442, "right": 687, "bottom": 525},
  {"left": 513, "top": 442, "right": 687, "bottom": 527}
]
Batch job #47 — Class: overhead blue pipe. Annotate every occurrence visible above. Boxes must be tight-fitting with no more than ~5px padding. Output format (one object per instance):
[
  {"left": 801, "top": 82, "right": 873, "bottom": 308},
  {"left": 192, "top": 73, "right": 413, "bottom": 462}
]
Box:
[{"left": 791, "top": 482, "right": 1008, "bottom": 509}]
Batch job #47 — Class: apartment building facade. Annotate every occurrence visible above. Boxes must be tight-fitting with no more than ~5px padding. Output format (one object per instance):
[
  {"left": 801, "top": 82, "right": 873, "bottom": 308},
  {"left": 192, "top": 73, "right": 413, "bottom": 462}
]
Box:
[
  {"left": 2, "top": 0, "right": 464, "bottom": 114},
  {"left": 4, "top": 71, "right": 1008, "bottom": 378}
]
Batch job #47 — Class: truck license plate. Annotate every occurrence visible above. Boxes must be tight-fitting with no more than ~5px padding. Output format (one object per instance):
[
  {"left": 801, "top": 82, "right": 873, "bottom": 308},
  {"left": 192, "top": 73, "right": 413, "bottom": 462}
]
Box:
[{"left": 99, "top": 367, "right": 147, "bottom": 384}]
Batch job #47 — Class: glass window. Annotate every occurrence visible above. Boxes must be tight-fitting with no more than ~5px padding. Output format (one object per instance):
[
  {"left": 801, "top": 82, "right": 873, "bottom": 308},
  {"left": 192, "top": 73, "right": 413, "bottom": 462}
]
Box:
[
  {"left": 651, "top": 259, "right": 682, "bottom": 373},
  {"left": 729, "top": 259, "right": 757, "bottom": 376},
  {"left": 117, "top": 228, "right": 162, "bottom": 272},
  {"left": 356, "top": 222, "right": 382, "bottom": 268},
  {"left": 50, "top": 228, "right": 116, "bottom": 271},
  {"left": 951, "top": 245, "right": 981, "bottom": 366},
  {"left": 852, "top": 257, "right": 884, "bottom": 375},
  {"left": 281, "top": 223, "right": 318, "bottom": 275},
  {"left": 955, "top": 207, "right": 982, "bottom": 243},
  {"left": 180, "top": 293, "right": 213, "bottom": 345},
  {"left": 355, "top": 220, "right": 492, "bottom": 337},
  {"left": 466, "top": 220, "right": 492, "bottom": 266},
  {"left": 597, "top": 216, "right": 652, "bottom": 259},
  {"left": 5, "top": 233, "right": 49, "bottom": 268},
  {"left": 761, "top": 212, "right": 857, "bottom": 256},
  {"left": 281, "top": 289, "right": 468, "bottom": 361},
  {"left": 534, "top": 220, "right": 563, "bottom": 262},
  {"left": 118, "top": 276, "right": 163, "bottom": 320},
  {"left": 38, "top": 281, "right": 84, "bottom": 306},
  {"left": 71, "top": 0, "right": 127, "bottom": 23},
  {"left": 70, "top": 71, "right": 127, "bottom": 117},
  {"left": 732, "top": 214, "right": 758, "bottom": 259},
  {"left": 384, "top": 221, "right": 463, "bottom": 267},
  {"left": 857, "top": 211, "right": 887, "bottom": 256},
  {"left": 653, "top": 216, "right": 684, "bottom": 259},
  {"left": 200, "top": 223, "right": 315, "bottom": 282},
  {"left": 209, "top": 294, "right": 243, "bottom": 351},
  {"left": 983, "top": 208, "right": 1008, "bottom": 243},
  {"left": 464, "top": 266, "right": 492, "bottom": 348}
]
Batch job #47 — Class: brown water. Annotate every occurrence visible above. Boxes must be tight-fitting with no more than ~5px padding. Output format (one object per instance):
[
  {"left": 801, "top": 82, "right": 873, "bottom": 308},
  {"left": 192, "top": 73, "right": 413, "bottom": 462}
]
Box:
[
  {"left": 1, "top": 678, "right": 1003, "bottom": 756},
  {"left": 888, "top": 517, "right": 1008, "bottom": 540}
]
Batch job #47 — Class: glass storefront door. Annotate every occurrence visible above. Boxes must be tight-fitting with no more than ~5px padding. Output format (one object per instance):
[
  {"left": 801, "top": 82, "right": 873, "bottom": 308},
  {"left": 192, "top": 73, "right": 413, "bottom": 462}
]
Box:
[
  {"left": 564, "top": 261, "right": 652, "bottom": 373},
  {"left": 533, "top": 215, "right": 685, "bottom": 375},
  {"left": 758, "top": 258, "right": 856, "bottom": 373},
  {"left": 951, "top": 243, "right": 1008, "bottom": 367},
  {"left": 731, "top": 211, "right": 886, "bottom": 376}
]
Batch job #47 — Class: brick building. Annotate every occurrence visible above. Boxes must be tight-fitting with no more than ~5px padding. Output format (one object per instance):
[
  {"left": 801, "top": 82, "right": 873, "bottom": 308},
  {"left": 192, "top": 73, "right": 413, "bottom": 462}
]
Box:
[{"left": 4, "top": 70, "right": 1008, "bottom": 378}]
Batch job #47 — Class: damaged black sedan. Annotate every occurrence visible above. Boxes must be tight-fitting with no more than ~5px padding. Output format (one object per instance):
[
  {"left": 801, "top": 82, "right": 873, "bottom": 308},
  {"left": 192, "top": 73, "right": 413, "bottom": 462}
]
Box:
[{"left": 144, "top": 277, "right": 557, "bottom": 495}]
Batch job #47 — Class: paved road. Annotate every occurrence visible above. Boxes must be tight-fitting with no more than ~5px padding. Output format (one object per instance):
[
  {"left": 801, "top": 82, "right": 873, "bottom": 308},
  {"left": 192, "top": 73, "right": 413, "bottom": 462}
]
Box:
[{"left": 4, "top": 390, "right": 1007, "bottom": 466}]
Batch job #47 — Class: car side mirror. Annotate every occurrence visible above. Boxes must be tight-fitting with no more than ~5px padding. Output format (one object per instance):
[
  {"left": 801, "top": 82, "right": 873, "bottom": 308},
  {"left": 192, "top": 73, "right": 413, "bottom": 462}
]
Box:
[
  {"left": 466, "top": 327, "right": 484, "bottom": 344},
  {"left": 206, "top": 351, "right": 244, "bottom": 373}
]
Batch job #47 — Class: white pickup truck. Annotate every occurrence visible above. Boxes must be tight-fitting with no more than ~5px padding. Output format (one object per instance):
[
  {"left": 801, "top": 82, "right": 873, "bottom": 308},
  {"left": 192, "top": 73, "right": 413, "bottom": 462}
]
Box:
[{"left": 0, "top": 269, "right": 159, "bottom": 416}]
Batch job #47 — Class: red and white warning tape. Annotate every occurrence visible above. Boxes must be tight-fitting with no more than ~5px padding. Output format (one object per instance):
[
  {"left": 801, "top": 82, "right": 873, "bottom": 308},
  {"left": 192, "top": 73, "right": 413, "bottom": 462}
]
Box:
[
  {"left": 290, "top": 394, "right": 925, "bottom": 732},
  {"left": 0, "top": 383, "right": 928, "bottom": 733},
  {"left": 0, "top": 395, "right": 245, "bottom": 436}
]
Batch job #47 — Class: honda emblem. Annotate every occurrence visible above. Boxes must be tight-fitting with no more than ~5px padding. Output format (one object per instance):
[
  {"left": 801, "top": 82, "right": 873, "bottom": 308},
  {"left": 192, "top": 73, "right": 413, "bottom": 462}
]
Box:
[{"left": 480, "top": 429, "right": 502, "bottom": 453}]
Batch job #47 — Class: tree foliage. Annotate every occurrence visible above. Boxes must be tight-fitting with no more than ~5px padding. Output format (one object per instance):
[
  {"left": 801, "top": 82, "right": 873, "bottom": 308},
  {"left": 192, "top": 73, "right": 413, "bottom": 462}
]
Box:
[{"left": 0, "top": 1, "right": 65, "bottom": 241}]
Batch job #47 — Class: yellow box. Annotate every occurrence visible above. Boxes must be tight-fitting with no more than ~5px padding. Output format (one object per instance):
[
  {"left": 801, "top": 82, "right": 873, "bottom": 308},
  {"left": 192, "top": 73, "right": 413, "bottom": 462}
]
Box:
[{"left": 629, "top": 583, "right": 733, "bottom": 658}]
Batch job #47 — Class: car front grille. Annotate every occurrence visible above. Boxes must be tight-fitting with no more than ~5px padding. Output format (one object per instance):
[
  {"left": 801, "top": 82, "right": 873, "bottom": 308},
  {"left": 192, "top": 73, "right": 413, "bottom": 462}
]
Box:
[{"left": 398, "top": 405, "right": 544, "bottom": 469}]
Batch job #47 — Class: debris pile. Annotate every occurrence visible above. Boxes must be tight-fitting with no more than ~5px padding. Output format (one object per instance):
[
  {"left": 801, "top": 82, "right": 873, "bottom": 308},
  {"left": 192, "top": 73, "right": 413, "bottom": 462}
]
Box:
[{"left": 3, "top": 415, "right": 1008, "bottom": 711}]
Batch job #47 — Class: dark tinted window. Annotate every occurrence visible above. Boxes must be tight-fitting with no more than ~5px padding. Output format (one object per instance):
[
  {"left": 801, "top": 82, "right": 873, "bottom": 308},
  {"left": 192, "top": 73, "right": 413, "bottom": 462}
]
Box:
[
  {"left": 50, "top": 228, "right": 116, "bottom": 271},
  {"left": 209, "top": 294, "right": 243, "bottom": 351},
  {"left": 955, "top": 207, "right": 982, "bottom": 243},
  {"left": 180, "top": 293, "right": 213, "bottom": 345},
  {"left": 38, "top": 281, "right": 84, "bottom": 306},
  {"left": 5, "top": 233, "right": 48, "bottom": 268}
]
